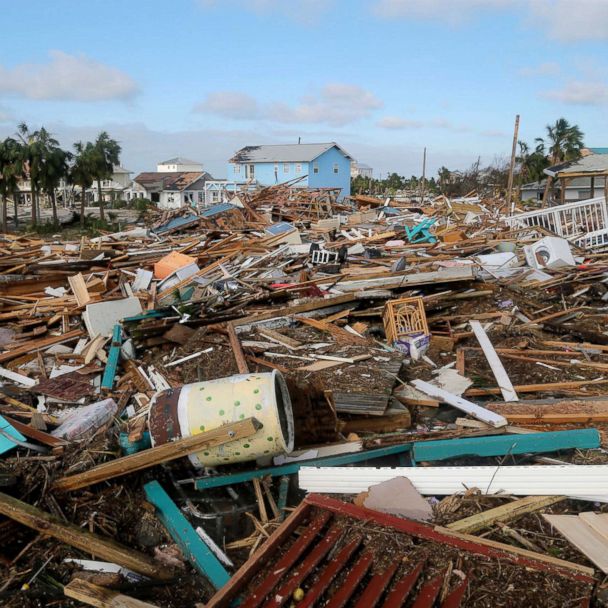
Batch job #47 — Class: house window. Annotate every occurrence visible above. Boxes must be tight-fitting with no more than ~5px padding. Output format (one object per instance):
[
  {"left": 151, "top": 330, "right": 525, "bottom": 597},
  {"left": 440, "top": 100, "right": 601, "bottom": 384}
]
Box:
[
  {"left": 295, "top": 163, "right": 301, "bottom": 173},
  {"left": 333, "top": 163, "right": 339, "bottom": 174},
  {"left": 247, "top": 164, "right": 255, "bottom": 178},
  {"left": 284, "top": 163, "right": 290, "bottom": 173},
  {"left": 313, "top": 163, "right": 319, "bottom": 174},
  {"left": 234, "top": 164, "right": 240, "bottom": 175}
]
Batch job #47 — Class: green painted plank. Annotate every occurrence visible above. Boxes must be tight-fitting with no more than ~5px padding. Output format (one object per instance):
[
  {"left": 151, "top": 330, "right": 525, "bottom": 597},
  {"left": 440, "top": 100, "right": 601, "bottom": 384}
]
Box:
[
  {"left": 412, "top": 429, "right": 600, "bottom": 463},
  {"left": 144, "top": 481, "right": 230, "bottom": 589},
  {"left": 101, "top": 324, "right": 122, "bottom": 391},
  {"left": 193, "top": 443, "right": 412, "bottom": 490}
]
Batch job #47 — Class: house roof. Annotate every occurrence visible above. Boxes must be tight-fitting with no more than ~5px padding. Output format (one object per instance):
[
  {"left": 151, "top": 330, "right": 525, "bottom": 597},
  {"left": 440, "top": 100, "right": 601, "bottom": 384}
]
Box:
[
  {"left": 159, "top": 157, "right": 202, "bottom": 166},
  {"left": 545, "top": 154, "right": 608, "bottom": 178},
  {"left": 113, "top": 165, "right": 132, "bottom": 174},
  {"left": 229, "top": 142, "right": 354, "bottom": 164},
  {"left": 522, "top": 176, "right": 606, "bottom": 190},
  {"left": 133, "top": 171, "right": 211, "bottom": 191}
]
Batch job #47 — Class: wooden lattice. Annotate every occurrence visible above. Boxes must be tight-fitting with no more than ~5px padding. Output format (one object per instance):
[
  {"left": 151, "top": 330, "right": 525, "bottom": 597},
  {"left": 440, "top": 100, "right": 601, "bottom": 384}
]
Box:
[{"left": 383, "top": 297, "right": 428, "bottom": 344}]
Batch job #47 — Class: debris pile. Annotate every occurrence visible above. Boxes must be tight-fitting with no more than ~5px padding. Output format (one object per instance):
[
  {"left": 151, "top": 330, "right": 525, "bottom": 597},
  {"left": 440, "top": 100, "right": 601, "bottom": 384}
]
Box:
[{"left": 1, "top": 189, "right": 608, "bottom": 606}]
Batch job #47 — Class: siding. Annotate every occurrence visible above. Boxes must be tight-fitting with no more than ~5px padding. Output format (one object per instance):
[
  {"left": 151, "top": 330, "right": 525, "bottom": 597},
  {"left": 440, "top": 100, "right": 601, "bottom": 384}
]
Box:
[{"left": 307, "top": 146, "right": 351, "bottom": 199}]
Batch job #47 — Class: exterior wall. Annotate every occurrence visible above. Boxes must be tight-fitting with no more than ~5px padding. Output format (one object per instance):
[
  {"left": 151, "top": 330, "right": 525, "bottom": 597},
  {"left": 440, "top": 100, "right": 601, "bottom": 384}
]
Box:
[
  {"left": 307, "top": 146, "right": 351, "bottom": 199},
  {"left": 159, "top": 191, "right": 182, "bottom": 209},
  {"left": 228, "top": 161, "right": 310, "bottom": 186}
]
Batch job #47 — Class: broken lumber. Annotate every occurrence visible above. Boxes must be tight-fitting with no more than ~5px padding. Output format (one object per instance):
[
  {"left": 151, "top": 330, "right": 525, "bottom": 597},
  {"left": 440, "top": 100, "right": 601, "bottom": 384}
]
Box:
[
  {"left": 446, "top": 496, "right": 566, "bottom": 534},
  {"left": 53, "top": 418, "right": 260, "bottom": 492},
  {"left": 469, "top": 320, "right": 518, "bottom": 402},
  {"left": 0, "top": 492, "right": 170, "bottom": 579},
  {"left": 412, "top": 379, "right": 508, "bottom": 428},
  {"left": 64, "top": 578, "right": 159, "bottom": 607}
]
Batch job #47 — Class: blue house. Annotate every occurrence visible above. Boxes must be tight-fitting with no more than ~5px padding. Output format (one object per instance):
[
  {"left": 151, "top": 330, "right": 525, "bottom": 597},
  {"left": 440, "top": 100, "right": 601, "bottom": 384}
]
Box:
[{"left": 227, "top": 142, "right": 354, "bottom": 199}]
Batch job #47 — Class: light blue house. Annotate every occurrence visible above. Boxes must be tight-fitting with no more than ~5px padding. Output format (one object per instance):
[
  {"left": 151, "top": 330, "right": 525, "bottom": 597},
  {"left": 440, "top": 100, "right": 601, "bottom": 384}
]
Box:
[{"left": 228, "top": 142, "right": 354, "bottom": 199}]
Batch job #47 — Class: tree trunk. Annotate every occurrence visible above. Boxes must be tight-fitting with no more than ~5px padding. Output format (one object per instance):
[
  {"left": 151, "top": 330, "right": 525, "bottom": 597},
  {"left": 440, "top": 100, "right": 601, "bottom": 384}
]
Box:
[
  {"left": 1, "top": 195, "right": 6, "bottom": 233},
  {"left": 97, "top": 179, "right": 105, "bottom": 223},
  {"left": 80, "top": 186, "right": 86, "bottom": 228},
  {"left": 13, "top": 191, "right": 19, "bottom": 229},
  {"left": 31, "top": 187, "right": 38, "bottom": 226},
  {"left": 542, "top": 176, "right": 553, "bottom": 205},
  {"left": 51, "top": 190, "right": 58, "bottom": 226}
]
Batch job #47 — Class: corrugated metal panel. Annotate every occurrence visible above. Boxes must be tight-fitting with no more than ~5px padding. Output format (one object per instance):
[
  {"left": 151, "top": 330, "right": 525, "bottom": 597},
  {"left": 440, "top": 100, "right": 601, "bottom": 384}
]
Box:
[
  {"left": 298, "top": 465, "right": 608, "bottom": 501},
  {"left": 201, "top": 202, "right": 236, "bottom": 218}
]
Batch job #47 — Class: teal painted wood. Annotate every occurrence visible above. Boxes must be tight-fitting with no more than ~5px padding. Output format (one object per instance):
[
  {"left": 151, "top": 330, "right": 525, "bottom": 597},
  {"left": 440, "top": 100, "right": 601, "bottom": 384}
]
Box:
[
  {"left": 194, "top": 443, "right": 412, "bottom": 490},
  {"left": 144, "top": 481, "right": 230, "bottom": 589},
  {"left": 0, "top": 414, "right": 25, "bottom": 455},
  {"left": 412, "top": 429, "right": 600, "bottom": 463},
  {"left": 101, "top": 324, "right": 122, "bottom": 391}
]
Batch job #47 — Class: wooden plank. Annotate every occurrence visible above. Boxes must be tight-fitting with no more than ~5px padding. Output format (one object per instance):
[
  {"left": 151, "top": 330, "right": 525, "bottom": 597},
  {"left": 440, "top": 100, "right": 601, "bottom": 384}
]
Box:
[
  {"left": 68, "top": 273, "right": 92, "bottom": 307},
  {"left": 544, "top": 514, "right": 608, "bottom": 573},
  {"left": 64, "top": 578, "right": 159, "bottom": 607},
  {"left": 412, "top": 380, "right": 508, "bottom": 428},
  {"left": 53, "top": 418, "right": 260, "bottom": 492},
  {"left": 465, "top": 378, "right": 608, "bottom": 396},
  {"left": 0, "top": 329, "right": 84, "bottom": 363},
  {"left": 446, "top": 496, "right": 566, "bottom": 534},
  {"left": 144, "top": 481, "right": 230, "bottom": 589},
  {"left": 469, "top": 320, "right": 518, "bottom": 402},
  {"left": 227, "top": 322, "right": 249, "bottom": 374},
  {"left": 0, "top": 492, "right": 170, "bottom": 579},
  {"left": 257, "top": 327, "right": 302, "bottom": 350},
  {"left": 579, "top": 512, "right": 608, "bottom": 542}
]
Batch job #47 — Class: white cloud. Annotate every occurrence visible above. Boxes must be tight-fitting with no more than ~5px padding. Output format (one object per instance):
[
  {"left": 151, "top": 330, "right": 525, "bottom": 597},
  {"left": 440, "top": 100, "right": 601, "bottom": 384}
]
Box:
[
  {"left": 518, "top": 62, "right": 561, "bottom": 77},
  {"left": 194, "top": 91, "right": 260, "bottom": 119},
  {"left": 543, "top": 81, "right": 608, "bottom": 105},
  {"left": 528, "top": 0, "right": 608, "bottom": 42},
  {"left": 374, "top": 0, "right": 608, "bottom": 41},
  {"left": 195, "top": 83, "right": 382, "bottom": 126},
  {"left": 0, "top": 51, "right": 139, "bottom": 101},
  {"left": 374, "top": 0, "right": 512, "bottom": 24},
  {"left": 377, "top": 116, "right": 422, "bottom": 129}
]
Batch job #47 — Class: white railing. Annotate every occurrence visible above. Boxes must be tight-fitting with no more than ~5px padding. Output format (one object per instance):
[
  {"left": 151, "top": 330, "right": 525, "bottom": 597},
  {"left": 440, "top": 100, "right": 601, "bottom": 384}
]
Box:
[{"left": 507, "top": 196, "right": 608, "bottom": 248}]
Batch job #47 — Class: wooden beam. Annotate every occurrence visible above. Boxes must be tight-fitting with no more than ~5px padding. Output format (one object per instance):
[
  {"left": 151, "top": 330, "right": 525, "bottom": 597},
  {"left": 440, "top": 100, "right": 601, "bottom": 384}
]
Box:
[
  {"left": 53, "top": 418, "right": 260, "bottom": 492},
  {"left": 465, "top": 378, "right": 608, "bottom": 397},
  {"left": 68, "top": 273, "right": 91, "bottom": 308},
  {"left": 0, "top": 492, "right": 170, "bottom": 580},
  {"left": 447, "top": 496, "right": 566, "bottom": 534},
  {"left": 64, "top": 578, "right": 159, "bottom": 608},
  {"left": 227, "top": 322, "right": 249, "bottom": 374}
]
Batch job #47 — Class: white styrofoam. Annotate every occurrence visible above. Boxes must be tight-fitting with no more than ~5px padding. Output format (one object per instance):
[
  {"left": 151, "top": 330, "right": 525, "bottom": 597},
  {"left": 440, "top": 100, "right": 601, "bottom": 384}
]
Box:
[{"left": 298, "top": 465, "right": 608, "bottom": 502}]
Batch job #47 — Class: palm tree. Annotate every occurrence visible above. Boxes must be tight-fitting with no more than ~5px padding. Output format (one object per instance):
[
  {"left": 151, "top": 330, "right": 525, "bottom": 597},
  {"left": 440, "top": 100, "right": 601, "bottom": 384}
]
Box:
[
  {"left": 91, "top": 132, "right": 121, "bottom": 223},
  {"left": 40, "top": 144, "right": 71, "bottom": 226},
  {"left": 16, "top": 123, "right": 47, "bottom": 226},
  {"left": 0, "top": 138, "right": 24, "bottom": 231},
  {"left": 71, "top": 141, "right": 95, "bottom": 228},
  {"left": 537, "top": 118, "right": 584, "bottom": 202}
]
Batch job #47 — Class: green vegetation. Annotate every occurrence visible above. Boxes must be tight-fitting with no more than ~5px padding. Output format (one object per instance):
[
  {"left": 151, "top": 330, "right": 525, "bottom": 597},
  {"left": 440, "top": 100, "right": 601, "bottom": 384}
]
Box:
[
  {"left": 351, "top": 172, "right": 438, "bottom": 196},
  {"left": 0, "top": 122, "right": 124, "bottom": 232}
]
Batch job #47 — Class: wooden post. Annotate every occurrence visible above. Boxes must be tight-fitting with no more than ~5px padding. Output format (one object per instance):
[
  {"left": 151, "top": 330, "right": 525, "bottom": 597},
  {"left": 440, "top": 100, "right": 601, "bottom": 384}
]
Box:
[
  {"left": 590, "top": 176, "right": 595, "bottom": 198},
  {"left": 560, "top": 177, "right": 567, "bottom": 204},
  {"left": 507, "top": 114, "right": 520, "bottom": 214}
]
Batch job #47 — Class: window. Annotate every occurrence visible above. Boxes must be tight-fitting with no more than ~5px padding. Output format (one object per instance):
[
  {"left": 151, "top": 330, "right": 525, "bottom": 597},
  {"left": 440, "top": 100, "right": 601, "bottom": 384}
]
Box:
[
  {"left": 295, "top": 163, "right": 301, "bottom": 173},
  {"left": 198, "top": 191, "right": 204, "bottom": 203},
  {"left": 234, "top": 164, "right": 240, "bottom": 174},
  {"left": 247, "top": 164, "right": 255, "bottom": 178},
  {"left": 313, "top": 163, "right": 319, "bottom": 174},
  {"left": 284, "top": 163, "right": 290, "bottom": 173},
  {"left": 333, "top": 163, "right": 339, "bottom": 174}
]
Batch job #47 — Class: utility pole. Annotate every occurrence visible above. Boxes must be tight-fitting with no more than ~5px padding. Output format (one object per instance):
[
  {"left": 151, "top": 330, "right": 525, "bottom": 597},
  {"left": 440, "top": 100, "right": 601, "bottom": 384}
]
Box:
[
  {"left": 419, "top": 147, "right": 427, "bottom": 203},
  {"left": 507, "top": 114, "right": 520, "bottom": 215}
]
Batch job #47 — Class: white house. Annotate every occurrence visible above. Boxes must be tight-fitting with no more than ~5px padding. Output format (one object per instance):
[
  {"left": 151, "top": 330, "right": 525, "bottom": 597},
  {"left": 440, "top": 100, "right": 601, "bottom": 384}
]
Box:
[
  {"left": 90, "top": 166, "right": 133, "bottom": 203},
  {"left": 132, "top": 170, "right": 213, "bottom": 209},
  {"left": 351, "top": 162, "right": 373, "bottom": 179},
  {"left": 157, "top": 157, "right": 204, "bottom": 173}
]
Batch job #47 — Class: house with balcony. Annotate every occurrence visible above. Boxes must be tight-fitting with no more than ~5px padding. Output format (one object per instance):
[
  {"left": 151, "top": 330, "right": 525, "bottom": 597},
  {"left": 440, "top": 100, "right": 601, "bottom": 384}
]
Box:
[
  {"left": 90, "top": 166, "right": 133, "bottom": 204},
  {"left": 132, "top": 170, "right": 213, "bottom": 209},
  {"left": 227, "top": 142, "right": 353, "bottom": 199}
]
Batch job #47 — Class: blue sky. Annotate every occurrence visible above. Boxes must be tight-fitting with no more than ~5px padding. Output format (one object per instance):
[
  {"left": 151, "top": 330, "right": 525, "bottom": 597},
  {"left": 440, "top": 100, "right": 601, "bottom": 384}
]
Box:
[{"left": 0, "top": 0, "right": 607, "bottom": 178}]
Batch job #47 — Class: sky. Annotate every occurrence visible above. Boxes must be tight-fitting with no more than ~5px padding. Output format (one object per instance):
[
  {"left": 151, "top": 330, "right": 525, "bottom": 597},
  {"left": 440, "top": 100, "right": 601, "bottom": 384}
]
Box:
[{"left": 0, "top": 0, "right": 607, "bottom": 179}]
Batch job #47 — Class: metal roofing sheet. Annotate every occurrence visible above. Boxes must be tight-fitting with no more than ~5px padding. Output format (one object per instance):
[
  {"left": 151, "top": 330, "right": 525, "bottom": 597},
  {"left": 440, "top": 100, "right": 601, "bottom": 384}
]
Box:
[{"left": 230, "top": 142, "right": 353, "bottom": 163}]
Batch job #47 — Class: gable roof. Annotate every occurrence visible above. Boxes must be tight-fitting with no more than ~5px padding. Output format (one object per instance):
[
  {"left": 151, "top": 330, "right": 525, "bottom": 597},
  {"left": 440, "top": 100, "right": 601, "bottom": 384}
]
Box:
[
  {"left": 229, "top": 142, "right": 354, "bottom": 164},
  {"left": 159, "top": 157, "right": 202, "bottom": 166},
  {"left": 133, "top": 171, "right": 211, "bottom": 191},
  {"left": 545, "top": 154, "right": 608, "bottom": 178}
]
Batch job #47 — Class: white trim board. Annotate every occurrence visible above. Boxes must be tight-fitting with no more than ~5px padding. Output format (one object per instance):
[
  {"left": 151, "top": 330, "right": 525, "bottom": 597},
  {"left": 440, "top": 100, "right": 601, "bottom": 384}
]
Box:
[
  {"left": 411, "top": 379, "right": 508, "bottom": 428},
  {"left": 298, "top": 465, "right": 608, "bottom": 502}
]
